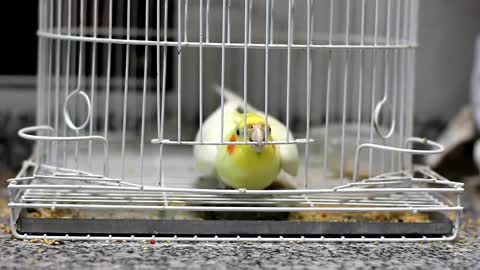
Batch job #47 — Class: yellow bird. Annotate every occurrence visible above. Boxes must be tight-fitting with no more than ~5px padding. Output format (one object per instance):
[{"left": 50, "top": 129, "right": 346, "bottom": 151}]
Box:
[{"left": 194, "top": 87, "right": 299, "bottom": 190}]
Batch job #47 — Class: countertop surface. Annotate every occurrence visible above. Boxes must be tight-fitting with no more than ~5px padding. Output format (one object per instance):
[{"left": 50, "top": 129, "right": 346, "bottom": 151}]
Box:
[
  {"left": 1, "top": 212, "right": 479, "bottom": 269},
  {"left": 0, "top": 227, "right": 479, "bottom": 270}
]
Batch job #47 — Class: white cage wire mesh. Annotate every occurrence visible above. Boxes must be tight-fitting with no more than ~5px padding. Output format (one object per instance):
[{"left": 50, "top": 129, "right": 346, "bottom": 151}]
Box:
[{"left": 7, "top": 0, "right": 464, "bottom": 242}]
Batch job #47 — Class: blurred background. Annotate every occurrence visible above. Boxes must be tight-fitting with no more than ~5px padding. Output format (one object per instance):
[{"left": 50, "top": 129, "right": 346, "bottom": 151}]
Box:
[{"left": 0, "top": 0, "right": 479, "bottom": 181}]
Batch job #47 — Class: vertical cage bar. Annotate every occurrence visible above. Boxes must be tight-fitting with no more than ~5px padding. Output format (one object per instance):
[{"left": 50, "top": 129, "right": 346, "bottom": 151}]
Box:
[
  {"left": 121, "top": 0, "right": 131, "bottom": 180},
  {"left": 405, "top": 0, "right": 418, "bottom": 170},
  {"left": 199, "top": 0, "right": 204, "bottom": 142},
  {"left": 401, "top": 0, "right": 410, "bottom": 169},
  {"left": 104, "top": 0, "right": 113, "bottom": 141},
  {"left": 74, "top": 0, "right": 86, "bottom": 171},
  {"left": 264, "top": 0, "right": 270, "bottom": 143},
  {"left": 156, "top": 0, "right": 162, "bottom": 185},
  {"left": 88, "top": 0, "right": 99, "bottom": 171},
  {"left": 304, "top": 0, "right": 313, "bottom": 188},
  {"left": 227, "top": 0, "right": 231, "bottom": 43},
  {"left": 62, "top": 0, "right": 72, "bottom": 167},
  {"left": 220, "top": 0, "right": 226, "bottom": 143},
  {"left": 177, "top": 0, "right": 183, "bottom": 143},
  {"left": 113, "top": 0, "right": 124, "bottom": 124},
  {"left": 270, "top": 0, "right": 274, "bottom": 44},
  {"left": 206, "top": 0, "right": 210, "bottom": 43},
  {"left": 405, "top": 0, "right": 413, "bottom": 169},
  {"left": 399, "top": 50, "right": 406, "bottom": 169},
  {"left": 323, "top": 0, "right": 334, "bottom": 177},
  {"left": 139, "top": 0, "right": 150, "bottom": 184},
  {"left": 243, "top": 0, "right": 248, "bottom": 143},
  {"left": 339, "top": 0, "right": 350, "bottom": 183},
  {"left": 291, "top": 0, "right": 295, "bottom": 46},
  {"left": 158, "top": 0, "right": 169, "bottom": 186},
  {"left": 102, "top": 0, "right": 112, "bottom": 177},
  {"left": 398, "top": 0, "right": 406, "bottom": 169},
  {"left": 380, "top": 0, "right": 392, "bottom": 173},
  {"left": 184, "top": 0, "right": 189, "bottom": 42},
  {"left": 355, "top": 0, "right": 366, "bottom": 182},
  {"left": 389, "top": 0, "right": 399, "bottom": 172},
  {"left": 390, "top": 60, "right": 398, "bottom": 172},
  {"left": 285, "top": 0, "right": 293, "bottom": 142},
  {"left": 53, "top": 0, "right": 62, "bottom": 169},
  {"left": 248, "top": 0, "right": 252, "bottom": 44},
  {"left": 392, "top": 0, "right": 401, "bottom": 171},
  {"left": 46, "top": 0, "right": 54, "bottom": 165},
  {"left": 368, "top": 0, "right": 379, "bottom": 178},
  {"left": 36, "top": 0, "right": 46, "bottom": 166}
]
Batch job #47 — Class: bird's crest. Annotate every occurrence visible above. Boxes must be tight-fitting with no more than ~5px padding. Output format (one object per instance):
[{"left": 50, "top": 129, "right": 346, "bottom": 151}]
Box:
[{"left": 236, "top": 113, "right": 266, "bottom": 128}]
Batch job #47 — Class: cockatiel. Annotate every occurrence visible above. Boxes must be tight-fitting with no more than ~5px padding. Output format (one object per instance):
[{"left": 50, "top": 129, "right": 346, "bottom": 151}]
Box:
[{"left": 193, "top": 87, "right": 299, "bottom": 190}]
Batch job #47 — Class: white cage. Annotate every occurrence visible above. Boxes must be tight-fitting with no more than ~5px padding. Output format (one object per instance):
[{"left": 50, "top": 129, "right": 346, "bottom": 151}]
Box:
[{"left": 8, "top": 0, "right": 463, "bottom": 242}]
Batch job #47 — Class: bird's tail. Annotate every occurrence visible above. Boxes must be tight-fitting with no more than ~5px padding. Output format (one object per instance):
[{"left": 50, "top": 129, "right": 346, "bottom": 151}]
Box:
[{"left": 212, "top": 84, "right": 257, "bottom": 113}]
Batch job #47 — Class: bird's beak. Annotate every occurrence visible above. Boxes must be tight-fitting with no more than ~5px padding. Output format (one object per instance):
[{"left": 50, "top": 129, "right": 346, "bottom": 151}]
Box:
[{"left": 249, "top": 125, "right": 265, "bottom": 153}]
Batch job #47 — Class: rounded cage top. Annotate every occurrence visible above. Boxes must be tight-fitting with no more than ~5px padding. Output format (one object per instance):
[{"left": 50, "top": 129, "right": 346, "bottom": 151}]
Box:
[{"left": 38, "top": 0, "right": 418, "bottom": 49}]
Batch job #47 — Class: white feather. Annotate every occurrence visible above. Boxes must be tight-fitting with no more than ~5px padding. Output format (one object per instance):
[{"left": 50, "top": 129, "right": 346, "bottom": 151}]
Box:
[{"left": 193, "top": 85, "right": 299, "bottom": 177}]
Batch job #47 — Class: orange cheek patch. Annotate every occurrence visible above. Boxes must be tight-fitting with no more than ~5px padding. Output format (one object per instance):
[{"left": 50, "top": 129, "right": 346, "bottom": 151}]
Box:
[
  {"left": 227, "top": 145, "right": 235, "bottom": 155},
  {"left": 227, "top": 134, "right": 237, "bottom": 155}
]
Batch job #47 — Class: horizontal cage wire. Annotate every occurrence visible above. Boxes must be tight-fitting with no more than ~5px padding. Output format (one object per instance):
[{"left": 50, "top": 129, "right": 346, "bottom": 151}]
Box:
[{"left": 7, "top": 0, "right": 464, "bottom": 242}]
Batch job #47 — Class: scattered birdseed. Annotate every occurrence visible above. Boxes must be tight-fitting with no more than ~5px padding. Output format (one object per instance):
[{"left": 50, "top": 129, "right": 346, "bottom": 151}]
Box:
[
  {"left": 0, "top": 224, "right": 11, "bottom": 233},
  {"left": 0, "top": 200, "right": 10, "bottom": 218},
  {"left": 25, "top": 239, "right": 62, "bottom": 245}
]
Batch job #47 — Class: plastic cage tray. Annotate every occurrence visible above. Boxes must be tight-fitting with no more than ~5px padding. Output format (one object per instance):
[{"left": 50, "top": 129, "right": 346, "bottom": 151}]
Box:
[
  {"left": 16, "top": 213, "right": 453, "bottom": 238},
  {"left": 8, "top": 162, "right": 463, "bottom": 242}
]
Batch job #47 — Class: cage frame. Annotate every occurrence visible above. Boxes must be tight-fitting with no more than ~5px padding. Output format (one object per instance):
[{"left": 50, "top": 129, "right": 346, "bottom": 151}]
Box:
[{"left": 7, "top": 0, "right": 465, "bottom": 242}]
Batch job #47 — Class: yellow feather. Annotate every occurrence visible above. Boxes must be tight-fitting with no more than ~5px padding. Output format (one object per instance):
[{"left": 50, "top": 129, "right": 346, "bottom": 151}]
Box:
[{"left": 215, "top": 113, "right": 281, "bottom": 190}]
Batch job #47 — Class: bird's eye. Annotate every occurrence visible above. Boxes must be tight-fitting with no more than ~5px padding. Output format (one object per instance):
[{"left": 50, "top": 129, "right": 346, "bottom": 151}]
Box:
[{"left": 236, "top": 129, "right": 240, "bottom": 136}]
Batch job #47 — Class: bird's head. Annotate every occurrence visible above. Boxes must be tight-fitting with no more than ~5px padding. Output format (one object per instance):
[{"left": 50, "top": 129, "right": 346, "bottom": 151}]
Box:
[{"left": 229, "top": 113, "right": 273, "bottom": 153}]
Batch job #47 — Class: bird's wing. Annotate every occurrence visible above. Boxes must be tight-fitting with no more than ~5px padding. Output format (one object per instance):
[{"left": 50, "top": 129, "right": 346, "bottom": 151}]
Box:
[
  {"left": 268, "top": 117, "right": 300, "bottom": 177},
  {"left": 193, "top": 102, "right": 240, "bottom": 174}
]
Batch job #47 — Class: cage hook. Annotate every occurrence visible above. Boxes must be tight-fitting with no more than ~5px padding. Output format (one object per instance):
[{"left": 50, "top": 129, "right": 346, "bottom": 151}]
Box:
[
  {"left": 373, "top": 93, "right": 396, "bottom": 139},
  {"left": 63, "top": 87, "right": 92, "bottom": 132}
]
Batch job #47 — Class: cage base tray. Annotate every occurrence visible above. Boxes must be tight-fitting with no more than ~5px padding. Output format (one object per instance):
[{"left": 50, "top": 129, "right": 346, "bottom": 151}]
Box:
[{"left": 17, "top": 213, "right": 453, "bottom": 237}]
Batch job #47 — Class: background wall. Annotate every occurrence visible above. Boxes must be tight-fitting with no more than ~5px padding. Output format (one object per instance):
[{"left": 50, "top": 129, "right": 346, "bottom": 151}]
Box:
[
  {"left": 1, "top": 0, "right": 480, "bottom": 130},
  {"left": 416, "top": 0, "right": 480, "bottom": 125}
]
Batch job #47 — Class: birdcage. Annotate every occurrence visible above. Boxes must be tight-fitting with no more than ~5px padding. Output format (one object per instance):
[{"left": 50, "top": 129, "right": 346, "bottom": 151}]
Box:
[{"left": 8, "top": 0, "right": 463, "bottom": 242}]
